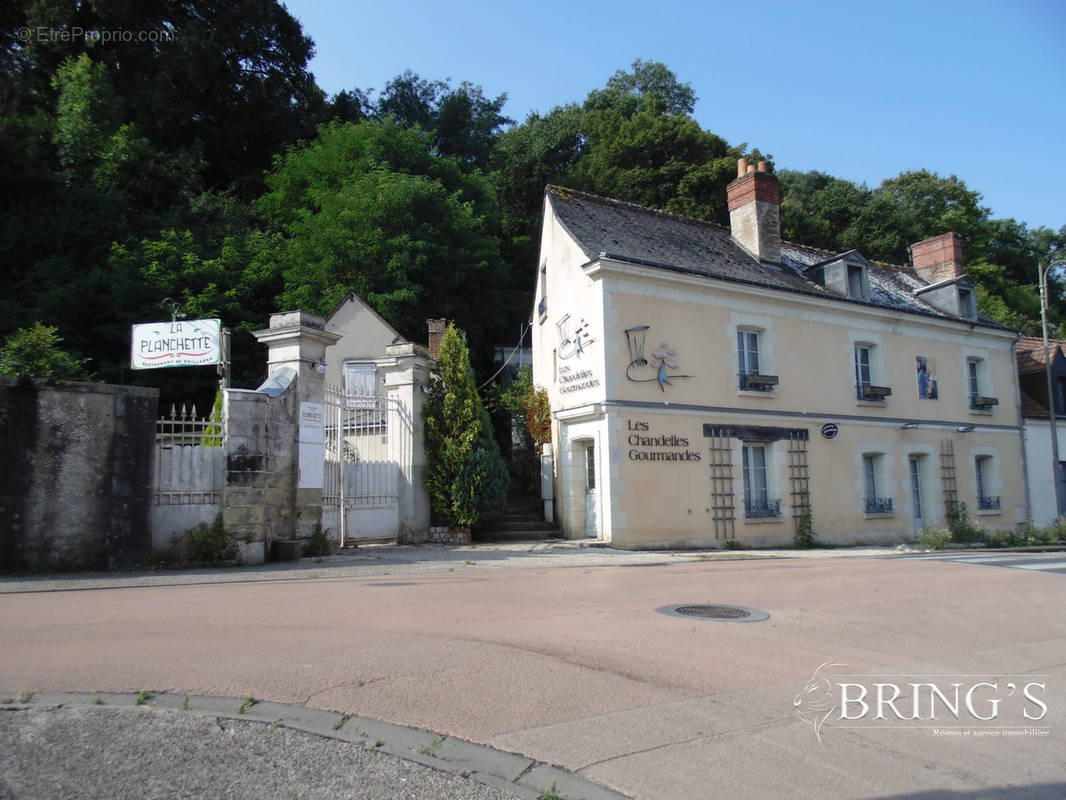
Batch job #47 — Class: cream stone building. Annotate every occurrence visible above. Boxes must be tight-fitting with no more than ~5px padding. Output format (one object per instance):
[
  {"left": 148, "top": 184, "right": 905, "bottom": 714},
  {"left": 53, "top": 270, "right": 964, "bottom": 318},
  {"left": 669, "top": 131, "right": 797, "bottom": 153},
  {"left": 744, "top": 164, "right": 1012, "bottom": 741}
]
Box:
[{"left": 531, "top": 163, "right": 1027, "bottom": 547}]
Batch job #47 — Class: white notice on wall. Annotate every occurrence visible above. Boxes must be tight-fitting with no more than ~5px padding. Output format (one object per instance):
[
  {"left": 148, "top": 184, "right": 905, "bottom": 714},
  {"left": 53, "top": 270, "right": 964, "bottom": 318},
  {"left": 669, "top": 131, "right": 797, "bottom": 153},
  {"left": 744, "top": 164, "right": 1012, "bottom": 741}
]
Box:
[{"left": 298, "top": 401, "right": 325, "bottom": 488}]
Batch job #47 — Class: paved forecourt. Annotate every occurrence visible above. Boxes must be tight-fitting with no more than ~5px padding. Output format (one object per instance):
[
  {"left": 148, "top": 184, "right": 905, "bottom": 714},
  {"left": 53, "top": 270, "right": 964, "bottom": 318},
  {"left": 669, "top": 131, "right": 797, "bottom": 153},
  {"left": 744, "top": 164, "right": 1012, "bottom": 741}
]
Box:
[{"left": 1, "top": 550, "right": 1064, "bottom": 800}]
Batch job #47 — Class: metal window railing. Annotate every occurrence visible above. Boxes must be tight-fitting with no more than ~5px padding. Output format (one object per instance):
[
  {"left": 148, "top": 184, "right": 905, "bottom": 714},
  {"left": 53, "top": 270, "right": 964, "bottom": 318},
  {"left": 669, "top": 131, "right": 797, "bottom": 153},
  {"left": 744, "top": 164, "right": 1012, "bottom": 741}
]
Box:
[
  {"left": 739, "top": 372, "right": 778, "bottom": 391},
  {"left": 864, "top": 497, "right": 894, "bottom": 514},
  {"left": 745, "top": 498, "right": 782, "bottom": 518},
  {"left": 977, "top": 495, "right": 1001, "bottom": 511},
  {"left": 857, "top": 383, "right": 892, "bottom": 401}
]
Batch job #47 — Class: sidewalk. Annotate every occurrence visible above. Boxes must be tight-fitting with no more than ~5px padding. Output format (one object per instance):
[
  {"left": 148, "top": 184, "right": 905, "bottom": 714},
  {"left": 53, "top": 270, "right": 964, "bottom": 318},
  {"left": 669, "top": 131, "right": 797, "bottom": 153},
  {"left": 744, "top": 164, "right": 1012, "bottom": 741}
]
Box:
[{"left": 0, "top": 540, "right": 906, "bottom": 594}]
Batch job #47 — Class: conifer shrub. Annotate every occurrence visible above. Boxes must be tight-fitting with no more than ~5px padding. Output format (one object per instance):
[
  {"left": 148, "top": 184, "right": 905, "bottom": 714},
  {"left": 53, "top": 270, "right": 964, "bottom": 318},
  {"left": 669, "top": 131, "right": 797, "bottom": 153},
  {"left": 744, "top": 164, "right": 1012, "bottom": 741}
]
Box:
[{"left": 423, "top": 324, "right": 509, "bottom": 527}]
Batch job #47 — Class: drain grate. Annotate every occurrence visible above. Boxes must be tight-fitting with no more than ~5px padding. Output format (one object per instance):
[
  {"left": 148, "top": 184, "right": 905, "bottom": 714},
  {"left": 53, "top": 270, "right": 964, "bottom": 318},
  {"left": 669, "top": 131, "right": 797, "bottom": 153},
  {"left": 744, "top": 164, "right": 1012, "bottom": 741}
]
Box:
[{"left": 657, "top": 604, "right": 769, "bottom": 623}]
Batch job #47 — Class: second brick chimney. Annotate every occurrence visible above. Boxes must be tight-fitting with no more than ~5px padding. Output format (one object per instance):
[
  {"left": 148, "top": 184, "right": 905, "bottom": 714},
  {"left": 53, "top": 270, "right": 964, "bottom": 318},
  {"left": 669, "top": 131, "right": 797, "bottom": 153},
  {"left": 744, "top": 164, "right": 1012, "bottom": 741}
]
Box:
[
  {"left": 427, "top": 318, "right": 447, "bottom": 360},
  {"left": 727, "top": 158, "right": 781, "bottom": 264},
  {"left": 910, "top": 232, "right": 964, "bottom": 284}
]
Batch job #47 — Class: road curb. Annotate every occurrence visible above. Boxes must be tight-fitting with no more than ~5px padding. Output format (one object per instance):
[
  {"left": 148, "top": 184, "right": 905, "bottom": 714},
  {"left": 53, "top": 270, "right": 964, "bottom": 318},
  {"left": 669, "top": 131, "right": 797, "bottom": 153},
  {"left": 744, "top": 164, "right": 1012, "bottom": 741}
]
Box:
[{"left": 1, "top": 692, "right": 629, "bottom": 800}]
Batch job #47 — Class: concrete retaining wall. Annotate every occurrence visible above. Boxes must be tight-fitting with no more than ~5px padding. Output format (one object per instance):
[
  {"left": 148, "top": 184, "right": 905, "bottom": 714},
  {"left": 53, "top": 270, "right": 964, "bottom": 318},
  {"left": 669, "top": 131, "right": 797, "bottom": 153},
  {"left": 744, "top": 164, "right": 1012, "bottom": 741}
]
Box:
[{"left": 0, "top": 378, "right": 158, "bottom": 571}]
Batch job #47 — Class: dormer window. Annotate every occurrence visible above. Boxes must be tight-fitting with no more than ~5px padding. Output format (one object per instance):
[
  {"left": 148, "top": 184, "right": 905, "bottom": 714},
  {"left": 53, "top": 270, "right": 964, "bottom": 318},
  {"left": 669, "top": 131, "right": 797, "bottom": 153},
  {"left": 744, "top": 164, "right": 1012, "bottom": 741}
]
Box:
[
  {"left": 914, "top": 276, "right": 978, "bottom": 320},
  {"left": 958, "top": 286, "right": 976, "bottom": 320},
  {"left": 806, "top": 251, "right": 870, "bottom": 301},
  {"left": 847, "top": 266, "right": 866, "bottom": 300}
]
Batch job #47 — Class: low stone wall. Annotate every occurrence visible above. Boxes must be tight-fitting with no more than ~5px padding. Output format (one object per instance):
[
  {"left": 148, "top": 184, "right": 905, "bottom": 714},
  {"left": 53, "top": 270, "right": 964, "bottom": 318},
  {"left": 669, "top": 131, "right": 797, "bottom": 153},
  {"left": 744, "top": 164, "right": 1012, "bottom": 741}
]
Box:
[
  {"left": 0, "top": 378, "right": 158, "bottom": 571},
  {"left": 427, "top": 526, "right": 471, "bottom": 545}
]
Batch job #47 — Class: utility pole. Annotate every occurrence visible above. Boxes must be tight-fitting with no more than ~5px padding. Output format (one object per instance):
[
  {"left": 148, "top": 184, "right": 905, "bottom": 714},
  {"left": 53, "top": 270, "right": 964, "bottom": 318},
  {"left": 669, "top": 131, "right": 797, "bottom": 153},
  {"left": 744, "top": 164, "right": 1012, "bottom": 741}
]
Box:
[{"left": 1038, "top": 258, "right": 1066, "bottom": 517}]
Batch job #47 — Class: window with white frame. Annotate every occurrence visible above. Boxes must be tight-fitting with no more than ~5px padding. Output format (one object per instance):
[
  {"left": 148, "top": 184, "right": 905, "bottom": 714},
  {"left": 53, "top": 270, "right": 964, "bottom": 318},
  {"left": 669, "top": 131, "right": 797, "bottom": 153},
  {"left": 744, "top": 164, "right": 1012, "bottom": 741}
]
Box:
[
  {"left": 737, "top": 329, "right": 766, "bottom": 390},
  {"left": 967, "top": 358, "right": 981, "bottom": 406},
  {"left": 975, "top": 455, "right": 1000, "bottom": 510},
  {"left": 344, "top": 361, "right": 379, "bottom": 407},
  {"left": 909, "top": 455, "right": 925, "bottom": 524},
  {"left": 967, "top": 358, "right": 997, "bottom": 410},
  {"left": 743, "top": 443, "right": 780, "bottom": 517},
  {"left": 863, "top": 453, "right": 893, "bottom": 514},
  {"left": 738, "top": 330, "right": 760, "bottom": 376},
  {"left": 853, "top": 343, "right": 891, "bottom": 401}
]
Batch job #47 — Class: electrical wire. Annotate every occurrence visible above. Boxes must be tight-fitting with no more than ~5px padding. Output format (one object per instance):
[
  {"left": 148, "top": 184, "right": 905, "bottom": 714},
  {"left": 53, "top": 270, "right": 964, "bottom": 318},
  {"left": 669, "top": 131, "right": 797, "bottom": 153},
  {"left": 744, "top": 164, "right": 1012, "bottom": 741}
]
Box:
[{"left": 477, "top": 322, "right": 531, "bottom": 390}]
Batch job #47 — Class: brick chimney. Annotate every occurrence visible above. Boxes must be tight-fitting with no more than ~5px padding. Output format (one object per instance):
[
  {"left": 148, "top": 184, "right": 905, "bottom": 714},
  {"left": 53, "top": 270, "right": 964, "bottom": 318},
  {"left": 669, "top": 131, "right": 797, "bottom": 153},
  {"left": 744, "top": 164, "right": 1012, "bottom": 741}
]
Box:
[
  {"left": 910, "top": 232, "right": 964, "bottom": 284},
  {"left": 427, "top": 318, "right": 447, "bottom": 360},
  {"left": 726, "top": 158, "right": 781, "bottom": 264}
]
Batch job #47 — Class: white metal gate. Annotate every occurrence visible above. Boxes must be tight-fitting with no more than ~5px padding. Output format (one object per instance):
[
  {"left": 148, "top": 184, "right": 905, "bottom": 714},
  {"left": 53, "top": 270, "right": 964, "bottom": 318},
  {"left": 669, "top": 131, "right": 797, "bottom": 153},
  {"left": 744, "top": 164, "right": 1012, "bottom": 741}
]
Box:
[{"left": 322, "top": 384, "right": 409, "bottom": 546}]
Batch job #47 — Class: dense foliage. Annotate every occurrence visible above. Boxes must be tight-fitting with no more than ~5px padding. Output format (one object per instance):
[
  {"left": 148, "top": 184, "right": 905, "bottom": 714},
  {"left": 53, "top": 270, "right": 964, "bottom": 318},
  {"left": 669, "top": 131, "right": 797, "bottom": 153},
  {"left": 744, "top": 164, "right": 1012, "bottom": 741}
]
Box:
[
  {"left": 2, "top": 2, "right": 1063, "bottom": 415},
  {"left": 423, "top": 325, "right": 509, "bottom": 527}
]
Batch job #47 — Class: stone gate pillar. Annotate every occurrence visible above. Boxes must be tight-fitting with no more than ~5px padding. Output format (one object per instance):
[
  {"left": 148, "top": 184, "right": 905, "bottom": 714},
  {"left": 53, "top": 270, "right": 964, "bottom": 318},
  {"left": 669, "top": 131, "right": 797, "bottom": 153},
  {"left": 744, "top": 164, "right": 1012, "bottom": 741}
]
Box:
[
  {"left": 252, "top": 311, "right": 341, "bottom": 542},
  {"left": 379, "top": 342, "right": 435, "bottom": 542}
]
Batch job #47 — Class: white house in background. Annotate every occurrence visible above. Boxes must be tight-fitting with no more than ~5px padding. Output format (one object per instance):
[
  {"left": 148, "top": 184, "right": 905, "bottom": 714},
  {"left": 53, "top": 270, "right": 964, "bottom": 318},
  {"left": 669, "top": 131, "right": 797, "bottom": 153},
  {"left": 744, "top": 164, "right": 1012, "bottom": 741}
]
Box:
[
  {"left": 1017, "top": 336, "right": 1066, "bottom": 525},
  {"left": 323, "top": 292, "right": 406, "bottom": 396},
  {"left": 318, "top": 293, "right": 434, "bottom": 543}
]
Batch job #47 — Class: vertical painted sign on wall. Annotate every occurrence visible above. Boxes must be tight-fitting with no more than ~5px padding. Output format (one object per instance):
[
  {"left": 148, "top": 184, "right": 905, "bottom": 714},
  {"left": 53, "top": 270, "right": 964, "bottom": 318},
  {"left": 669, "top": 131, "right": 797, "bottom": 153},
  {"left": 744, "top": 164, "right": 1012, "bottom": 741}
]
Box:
[{"left": 298, "top": 402, "right": 325, "bottom": 489}]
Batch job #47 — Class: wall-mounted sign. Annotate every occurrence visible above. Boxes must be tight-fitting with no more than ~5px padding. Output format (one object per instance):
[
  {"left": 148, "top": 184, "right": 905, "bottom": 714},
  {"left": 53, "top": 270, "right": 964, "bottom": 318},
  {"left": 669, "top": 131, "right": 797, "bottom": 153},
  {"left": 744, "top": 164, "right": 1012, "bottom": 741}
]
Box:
[
  {"left": 298, "top": 401, "right": 325, "bottom": 488},
  {"left": 558, "top": 364, "right": 601, "bottom": 394},
  {"left": 625, "top": 419, "right": 702, "bottom": 462},
  {"left": 821, "top": 423, "right": 839, "bottom": 440},
  {"left": 624, "top": 325, "right": 691, "bottom": 392},
  {"left": 131, "top": 318, "right": 221, "bottom": 370},
  {"left": 557, "top": 313, "right": 595, "bottom": 360}
]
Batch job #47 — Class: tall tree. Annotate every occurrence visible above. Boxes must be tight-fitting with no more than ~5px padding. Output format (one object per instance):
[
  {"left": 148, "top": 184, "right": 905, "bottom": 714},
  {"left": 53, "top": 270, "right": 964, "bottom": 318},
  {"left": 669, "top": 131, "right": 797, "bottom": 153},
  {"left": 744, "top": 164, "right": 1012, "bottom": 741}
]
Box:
[
  {"left": 376, "top": 70, "right": 512, "bottom": 171},
  {"left": 255, "top": 119, "right": 508, "bottom": 357}
]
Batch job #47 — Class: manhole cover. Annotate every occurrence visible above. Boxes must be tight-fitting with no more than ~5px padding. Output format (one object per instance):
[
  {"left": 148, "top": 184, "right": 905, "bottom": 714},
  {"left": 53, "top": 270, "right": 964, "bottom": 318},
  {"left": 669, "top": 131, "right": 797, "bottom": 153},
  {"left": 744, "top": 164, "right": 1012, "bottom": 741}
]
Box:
[{"left": 657, "top": 604, "right": 769, "bottom": 623}]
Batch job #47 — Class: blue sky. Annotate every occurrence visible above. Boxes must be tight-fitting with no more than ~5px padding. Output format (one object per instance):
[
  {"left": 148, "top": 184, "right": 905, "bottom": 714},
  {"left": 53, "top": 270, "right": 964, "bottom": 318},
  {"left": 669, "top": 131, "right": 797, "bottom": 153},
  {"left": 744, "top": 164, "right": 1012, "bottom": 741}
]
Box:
[{"left": 283, "top": 0, "right": 1065, "bottom": 233}]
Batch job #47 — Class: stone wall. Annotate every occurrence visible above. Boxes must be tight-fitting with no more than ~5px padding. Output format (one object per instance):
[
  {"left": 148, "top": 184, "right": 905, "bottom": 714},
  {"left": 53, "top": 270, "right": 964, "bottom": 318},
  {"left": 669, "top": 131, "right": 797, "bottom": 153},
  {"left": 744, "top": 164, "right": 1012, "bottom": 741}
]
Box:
[
  {"left": 221, "top": 373, "right": 299, "bottom": 550},
  {"left": 0, "top": 378, "right": 157, "bottom": 571}
]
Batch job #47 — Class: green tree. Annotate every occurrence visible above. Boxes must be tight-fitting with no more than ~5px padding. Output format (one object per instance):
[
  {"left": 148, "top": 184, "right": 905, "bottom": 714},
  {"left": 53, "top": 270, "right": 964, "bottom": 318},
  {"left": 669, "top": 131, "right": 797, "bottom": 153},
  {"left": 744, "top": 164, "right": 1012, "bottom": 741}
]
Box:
[
  {"left": 423, "top": 324, "right": 508, "bottom": 528},
  {"left": 584, "top": 58, "right": 697, "bottom": 117},
  {"left": 255, "top": 119, "right": 508, "bottom": 353},
  {"left": 0, "top": 323, "right": 90, "bottom": 380},
  {"left": 376, "top": 71, "right": 512, "bottom": 171}
]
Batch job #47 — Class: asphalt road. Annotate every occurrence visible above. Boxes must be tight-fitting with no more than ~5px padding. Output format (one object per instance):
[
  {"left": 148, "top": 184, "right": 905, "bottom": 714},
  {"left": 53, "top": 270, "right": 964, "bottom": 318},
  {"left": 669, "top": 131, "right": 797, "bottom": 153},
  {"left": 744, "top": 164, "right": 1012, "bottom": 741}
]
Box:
[{"left": 2, "top": 544, "right": 1064, "bottom": 799}]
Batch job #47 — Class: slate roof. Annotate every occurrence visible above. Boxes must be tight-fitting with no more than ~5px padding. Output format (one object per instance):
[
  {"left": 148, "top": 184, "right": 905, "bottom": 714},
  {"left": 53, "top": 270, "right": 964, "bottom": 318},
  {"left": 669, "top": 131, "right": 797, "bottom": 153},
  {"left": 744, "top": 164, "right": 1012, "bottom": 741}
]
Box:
[
  {"left": 1016, "top": 336, "right": 1065, "bottom": 376},
  {"left": 547, "top": 187, "right": 1009, "bottom": 330}
]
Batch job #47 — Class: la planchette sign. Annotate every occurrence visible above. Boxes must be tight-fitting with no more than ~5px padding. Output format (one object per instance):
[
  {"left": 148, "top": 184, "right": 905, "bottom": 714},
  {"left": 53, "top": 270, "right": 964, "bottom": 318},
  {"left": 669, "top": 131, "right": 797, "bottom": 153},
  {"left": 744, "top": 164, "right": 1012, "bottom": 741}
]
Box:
[{"left": 131, "top": 318, "right": 222, "bottom": 370}]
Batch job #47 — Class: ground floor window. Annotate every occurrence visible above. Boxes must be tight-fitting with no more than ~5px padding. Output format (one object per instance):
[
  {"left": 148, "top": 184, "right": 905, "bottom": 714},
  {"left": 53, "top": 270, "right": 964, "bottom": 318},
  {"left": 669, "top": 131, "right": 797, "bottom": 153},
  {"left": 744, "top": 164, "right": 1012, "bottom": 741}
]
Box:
[
  {"left": 743, "top": 443, "right": 780, "bottom": 517},
  {"left": 863, "top": 453, "right": 893, "bottom": 513}
]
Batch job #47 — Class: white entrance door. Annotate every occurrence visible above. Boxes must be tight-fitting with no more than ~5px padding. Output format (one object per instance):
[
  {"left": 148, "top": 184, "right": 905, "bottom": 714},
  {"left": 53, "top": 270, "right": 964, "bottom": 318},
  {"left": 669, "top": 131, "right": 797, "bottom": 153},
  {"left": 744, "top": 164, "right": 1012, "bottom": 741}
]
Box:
[{"left": 584, "top": 441, "right": 598, "bottom": 538}]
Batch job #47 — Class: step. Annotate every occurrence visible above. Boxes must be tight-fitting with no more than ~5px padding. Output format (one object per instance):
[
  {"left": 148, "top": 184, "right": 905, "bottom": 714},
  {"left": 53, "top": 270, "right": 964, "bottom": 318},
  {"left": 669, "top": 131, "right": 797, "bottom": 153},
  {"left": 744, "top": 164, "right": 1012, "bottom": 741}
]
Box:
[
  {"left": 472, "top": 529, "right": 557, "bottom": 542},
  {"left": 490, "top": 520, "right": 558, "bottom": 533}
]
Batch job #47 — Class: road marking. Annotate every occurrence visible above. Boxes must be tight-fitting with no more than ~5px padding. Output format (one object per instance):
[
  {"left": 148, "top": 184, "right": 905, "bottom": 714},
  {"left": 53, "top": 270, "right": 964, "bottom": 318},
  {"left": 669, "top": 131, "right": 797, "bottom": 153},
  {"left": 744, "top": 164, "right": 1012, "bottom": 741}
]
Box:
[{"left": 1012, "top": 560, "right": 1066, "bottom": 570}]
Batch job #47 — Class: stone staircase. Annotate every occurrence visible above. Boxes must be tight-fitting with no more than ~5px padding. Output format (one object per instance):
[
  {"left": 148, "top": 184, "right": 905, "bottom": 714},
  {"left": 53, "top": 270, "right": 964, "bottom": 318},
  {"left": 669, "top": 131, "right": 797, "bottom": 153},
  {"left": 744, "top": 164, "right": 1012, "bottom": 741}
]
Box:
[{"left": 473, "top": 491, "right": 558, "bottom": 542}]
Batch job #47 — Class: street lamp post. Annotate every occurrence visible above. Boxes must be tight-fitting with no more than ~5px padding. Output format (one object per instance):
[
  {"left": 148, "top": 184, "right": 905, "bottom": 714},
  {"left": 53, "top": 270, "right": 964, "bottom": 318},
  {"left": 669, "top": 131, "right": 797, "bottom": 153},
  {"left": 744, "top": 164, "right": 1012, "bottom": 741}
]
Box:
[{"left": 1038, "top": 259, "right": 1066, "bottom": 518}]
